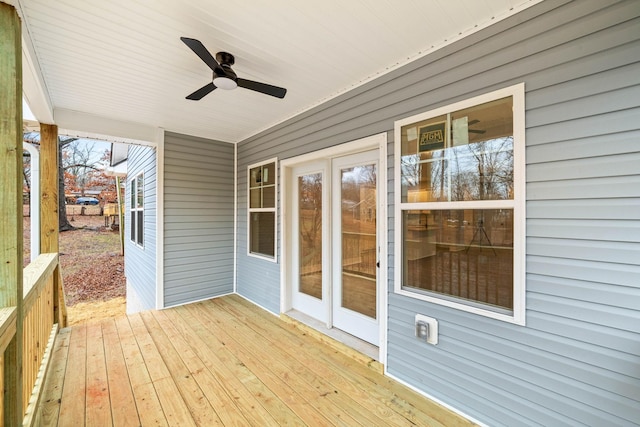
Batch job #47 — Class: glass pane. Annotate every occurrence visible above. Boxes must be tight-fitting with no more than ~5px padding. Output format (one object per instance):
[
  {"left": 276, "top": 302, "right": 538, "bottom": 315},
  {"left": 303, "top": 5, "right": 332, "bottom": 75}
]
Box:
[
  {"left": 449, "top": 97, "right": 513, "bottom": 201},
  {"left": 130, "top": 180, "right": 135, "bottom": 207},
  {"left": 249, "top": 188, "right": 261, "bottom": 209},
  {"left": 262, "top": 162, "right": 275, "bottom": 185},
  {"left": 400, "top": 114, "right": 447, "bottom": 203},
  {"left": 130, "top": 211, "right": 135, "bottom": 242},
  {"left": 249, "top": 166, "right": 261, "bottom": 187},
  {"left": 341, "top": 164, "right": 377, "bottom": 318},
  {"left": 137, "top": 210, "right": 144, "bottom": 246},
  {"left": 298, "top": 173, "right": 322, "bottom": 299},
  {"left": 249, "top": 212, "right": 275, "bottom": 257},
  {"left": 400, "top": 97, "right": 514, "bottom": 202},
  {"left": 402, "top": 209, "right": 514, "bottom": 311},
  {"left": 262, "top": 185, "right": 275, "bottom": 208},
  {"left": 136, "top": 174, "right": 144, "bottom": 208}
]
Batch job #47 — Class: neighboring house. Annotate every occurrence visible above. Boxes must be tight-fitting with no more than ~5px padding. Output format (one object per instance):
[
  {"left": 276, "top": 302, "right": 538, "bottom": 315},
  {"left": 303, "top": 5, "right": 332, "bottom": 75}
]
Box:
[{"left": 11, "top": 1, "right": 639, "bottom": 425}]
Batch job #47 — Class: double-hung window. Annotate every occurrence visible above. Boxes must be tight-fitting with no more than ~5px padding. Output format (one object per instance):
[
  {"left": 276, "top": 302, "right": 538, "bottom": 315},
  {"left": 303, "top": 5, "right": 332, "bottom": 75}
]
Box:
[
  {"left": 394, "top": 84, "right": 525, "bottom": 324},
  {"left": 130, "top": 173, "right": 144, "bottom": 247},
  {"left": 248, "top": 159, "right": 277, "bottom": 260}
]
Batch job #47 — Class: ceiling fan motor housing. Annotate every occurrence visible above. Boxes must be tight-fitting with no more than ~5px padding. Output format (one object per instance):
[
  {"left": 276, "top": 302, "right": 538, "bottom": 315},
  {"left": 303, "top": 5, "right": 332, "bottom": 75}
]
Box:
[
  {"left": 213, "top": 52, "right": 238, "bottom": 89},
  {"left": 216, "top": 51, "right": 235, "bottom": 66}
]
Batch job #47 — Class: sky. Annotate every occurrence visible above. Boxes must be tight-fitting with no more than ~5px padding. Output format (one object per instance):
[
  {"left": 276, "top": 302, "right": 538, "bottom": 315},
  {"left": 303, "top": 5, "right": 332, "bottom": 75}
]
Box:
[{"left": 23, "top": 98, "right": 36, "bottom": 120}]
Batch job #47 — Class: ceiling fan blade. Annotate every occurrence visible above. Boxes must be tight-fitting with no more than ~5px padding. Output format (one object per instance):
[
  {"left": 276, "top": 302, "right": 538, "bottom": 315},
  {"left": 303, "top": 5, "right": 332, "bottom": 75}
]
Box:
[
  {"left": 180, "top": 37, "right": 221, "bottom": 72},
  {"left": 186, "top": 82, "right": 216, "bottom": 100},
  {"left": 237, "top": 78, "right": 287, "bottom": 99}
]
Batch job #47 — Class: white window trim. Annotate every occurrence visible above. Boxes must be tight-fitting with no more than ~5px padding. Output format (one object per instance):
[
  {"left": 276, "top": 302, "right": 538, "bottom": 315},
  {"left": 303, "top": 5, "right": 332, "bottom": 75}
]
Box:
[
  {"left": 393, "top": 83, "right": 526, "bottom": 325},
  {"left": 130, "top": 171, "right": 144, "bottom": 249},
  {"left": 247, "top": 157, "right": 278, "bottom": 262}
]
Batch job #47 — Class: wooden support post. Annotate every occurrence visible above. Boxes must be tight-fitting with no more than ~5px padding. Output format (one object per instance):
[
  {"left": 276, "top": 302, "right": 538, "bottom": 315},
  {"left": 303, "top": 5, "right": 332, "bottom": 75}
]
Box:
[
  {"left": 54, "top": 266, "right": 68, "bottom": 328},
  {"left": 0, "top": 3, "right": 24, "bottom": 424},
  {"left": 39, "top": 124, "right": 66, "bottom": 326},
  {"left": 116, "top": 176, "right": 125, "bottom": 255},
  {"left": 40, "top": 123, "right": 59, "bottom": 254}
]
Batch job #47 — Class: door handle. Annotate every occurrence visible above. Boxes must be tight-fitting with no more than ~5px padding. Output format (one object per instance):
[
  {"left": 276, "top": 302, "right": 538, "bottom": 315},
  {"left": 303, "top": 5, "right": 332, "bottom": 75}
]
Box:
[{"left": 376, "top": 261, "right": 380, "bottom": 268}]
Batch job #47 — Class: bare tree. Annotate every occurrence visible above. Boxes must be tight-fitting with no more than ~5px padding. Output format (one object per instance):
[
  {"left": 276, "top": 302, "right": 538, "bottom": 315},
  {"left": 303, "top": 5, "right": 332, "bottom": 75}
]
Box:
[
  {"left": 467, "top": 137, "right": 514, "bottom": 200},
  {"left": 63, "top": 139, "right": 104, "bottom": 196},
  {"left": 23, "top": 132, "right": 84, "bottom": 231}
]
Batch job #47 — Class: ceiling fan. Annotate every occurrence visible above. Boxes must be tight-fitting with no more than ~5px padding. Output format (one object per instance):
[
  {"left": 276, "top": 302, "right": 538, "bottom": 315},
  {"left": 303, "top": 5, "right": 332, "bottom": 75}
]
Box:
[
  {"left": 180, "top": 37, "right": 287, "bottom": 100},
  {"left": 468, "top": 119, "right": 486, "bottom": 134}
]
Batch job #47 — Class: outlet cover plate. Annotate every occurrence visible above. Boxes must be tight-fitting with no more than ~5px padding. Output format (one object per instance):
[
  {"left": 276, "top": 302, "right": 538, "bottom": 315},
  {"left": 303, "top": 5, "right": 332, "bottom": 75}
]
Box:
[{"left": 415, "top": 314, "right": 438, "bottom": 345}]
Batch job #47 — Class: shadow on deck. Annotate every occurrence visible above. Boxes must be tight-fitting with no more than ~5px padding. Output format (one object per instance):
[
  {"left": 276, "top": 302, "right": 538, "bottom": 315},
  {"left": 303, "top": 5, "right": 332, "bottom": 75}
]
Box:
[{"left": 37, "top": 294, "right": 475, "bottom": 426}]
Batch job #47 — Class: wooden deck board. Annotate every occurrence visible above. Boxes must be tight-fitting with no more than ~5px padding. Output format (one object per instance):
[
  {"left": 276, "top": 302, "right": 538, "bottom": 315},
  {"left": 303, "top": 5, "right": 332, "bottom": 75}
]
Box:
[
  {"left": 85, "top": 322, "right": 113, "bottom": 426},
  {"left": 217, "top": 296, "right": 422, "bottom": 427},
  {"left": 127, "top": 313, "right": 197, "bottom": 426},
  {"left": 57, "top": 324, "right": 86, "bottom": 425},
  {"left": 230, "top": 295, "right": 467, "bottom": 427},
  {"left": 101, "top": 318, "right": 140, "bottom": 427},
  {"left": 201, "top": 299, "right": 387, "bottom": 426},
  {"left": 37, "top": 327, "right": 71, "bottom": 426},
  {"left": 164, "top": 307, "right": 301, "bottom": 426},
  {"left": 38, "top": 295, "right": 476, "bottom": 426},
  {"left": 150, "top": 309, "right": 275, "bottom": 426},
  {"left": 182, "top": 303, "right": 332, "bottom": 426},
  {"left": 114, "top": 316, "right": 168, "bottom": 427},
  {"left": 139, "top": 311, "right": 224, "bottom": 426}
]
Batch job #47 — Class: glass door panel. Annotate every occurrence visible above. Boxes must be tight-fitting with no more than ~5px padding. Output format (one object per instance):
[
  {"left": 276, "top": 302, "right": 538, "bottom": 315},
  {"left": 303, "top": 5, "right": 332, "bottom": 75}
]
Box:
[
  {"left": 298, "top": 173, "right": 323, "bottom": 299},
  {"left": 340, "top": 164, "right": 377, "bottom": 318},
  {"left": 290, "top": 161, "right": 327, "bottom": 322}
]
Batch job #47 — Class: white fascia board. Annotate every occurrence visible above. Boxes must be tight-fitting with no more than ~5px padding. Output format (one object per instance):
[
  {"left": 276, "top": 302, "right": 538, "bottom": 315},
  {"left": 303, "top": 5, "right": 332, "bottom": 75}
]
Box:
[
  {"left": 55, "top": 108, "right": 159, "bottom": 146},
  {"left": 103, "top": 161, "right": 128, "bottom": 177}
]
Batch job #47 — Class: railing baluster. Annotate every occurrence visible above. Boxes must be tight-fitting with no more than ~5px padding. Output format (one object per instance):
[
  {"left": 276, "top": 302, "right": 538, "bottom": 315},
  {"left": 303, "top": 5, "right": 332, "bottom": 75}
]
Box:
[{"left": 0, "top": 253, "right": 64, "bottom": 425}]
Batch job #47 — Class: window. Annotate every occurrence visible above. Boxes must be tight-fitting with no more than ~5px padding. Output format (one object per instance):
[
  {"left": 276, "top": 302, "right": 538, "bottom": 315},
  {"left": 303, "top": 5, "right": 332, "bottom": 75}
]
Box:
[
  {"left": 394, "top": 84, "right": 525, "bottom": 324},
  {"left": 248, "top": 159, "right": 277, "bottom": 260},
  {"left": 130, "top": 173, "right": 144, "bottom": 247}
]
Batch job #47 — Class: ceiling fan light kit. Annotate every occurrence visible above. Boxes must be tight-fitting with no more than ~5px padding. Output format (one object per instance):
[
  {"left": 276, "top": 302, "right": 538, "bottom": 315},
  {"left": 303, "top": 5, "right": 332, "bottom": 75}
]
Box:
[
  {"left": 214, "top": 76, "right": 237, "bottom": 90},
  {"left": 181, "top": 37, "right": 286, "bottom": 99}
]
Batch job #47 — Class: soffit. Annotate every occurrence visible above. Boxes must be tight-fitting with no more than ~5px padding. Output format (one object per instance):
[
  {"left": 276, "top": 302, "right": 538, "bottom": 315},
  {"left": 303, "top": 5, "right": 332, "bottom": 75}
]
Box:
[{"left": 17, "top": 0, "right": 539, "bottom": 143}]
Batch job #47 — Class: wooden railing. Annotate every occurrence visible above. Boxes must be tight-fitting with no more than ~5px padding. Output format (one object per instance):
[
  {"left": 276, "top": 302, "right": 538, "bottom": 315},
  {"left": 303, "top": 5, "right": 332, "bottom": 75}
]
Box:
[
  {"left": 0, "top": 306, "right": 18, "bottom": 424},
  {"left": 0, "top": 253, "right": 66, "bottom": 426},
  {"left": 342, "top": 231, "right": 377, "bottom": 277}
]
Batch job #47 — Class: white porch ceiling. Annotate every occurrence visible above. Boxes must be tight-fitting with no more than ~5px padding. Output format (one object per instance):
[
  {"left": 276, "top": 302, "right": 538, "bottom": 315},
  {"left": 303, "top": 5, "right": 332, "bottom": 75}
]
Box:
[{"left": 14, "top": 0, "right": 540, "bottom": 144}]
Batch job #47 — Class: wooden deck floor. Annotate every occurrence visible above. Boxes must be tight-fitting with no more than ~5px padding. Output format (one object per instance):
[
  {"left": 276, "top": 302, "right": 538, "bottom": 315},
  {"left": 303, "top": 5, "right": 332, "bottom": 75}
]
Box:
[{"left": 36, "top": 295, "right": 474, "bottom": 426}]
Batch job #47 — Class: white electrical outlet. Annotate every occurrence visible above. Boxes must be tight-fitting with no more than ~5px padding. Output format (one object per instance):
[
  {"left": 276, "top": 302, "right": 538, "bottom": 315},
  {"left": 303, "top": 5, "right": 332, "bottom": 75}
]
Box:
[{"left": 415, "top": 314, "right": 438, "bottom": 345}]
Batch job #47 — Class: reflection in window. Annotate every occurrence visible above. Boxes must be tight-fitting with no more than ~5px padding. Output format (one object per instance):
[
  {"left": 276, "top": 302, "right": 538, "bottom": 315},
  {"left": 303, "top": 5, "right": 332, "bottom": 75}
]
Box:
[
  {"left": 340, "top": 164, "right": 377, "bottom": 318},
  {"left": 403, "top": 209, "right": 513, "bottom": 311},
  {"left": 299, "top": 173, "right": 323, "bottom": 299},
  {"left": 400, "top": 97, "right": 514, "bottom": 203}
]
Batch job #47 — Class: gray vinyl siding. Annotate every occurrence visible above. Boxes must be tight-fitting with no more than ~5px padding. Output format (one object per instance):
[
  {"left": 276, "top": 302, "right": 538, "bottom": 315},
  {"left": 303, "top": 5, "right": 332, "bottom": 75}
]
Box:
[
  {"left": 163, "top": 131, "right": 234, "bottom": 307},
  {"left": 236, "top": 0, "right": 640, "bottom": 425},
  {"left": 235, "top": 167, "right": 279, "bottom": 312},
  {"left": 124, "top": 145, "right": 156, "bottom": 311}
]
